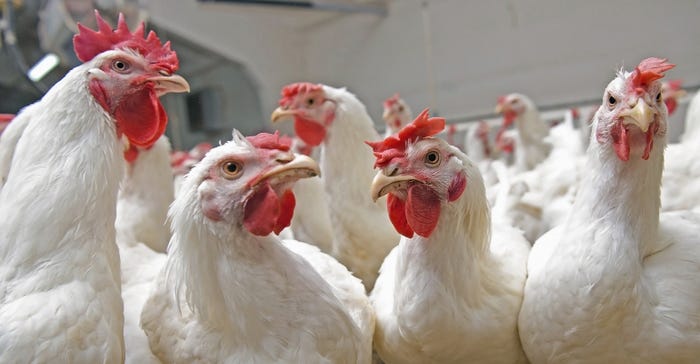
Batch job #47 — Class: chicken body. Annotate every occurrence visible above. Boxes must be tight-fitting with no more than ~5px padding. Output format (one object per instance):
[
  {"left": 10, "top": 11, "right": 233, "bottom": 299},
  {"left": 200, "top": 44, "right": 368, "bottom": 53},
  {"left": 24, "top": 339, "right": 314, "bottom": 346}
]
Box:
[
  {"left": 368, "top": 110, "right": 530, "bottom": 363},
  {"left": 272, "top": 83, "right": 400, "bottom": 290},
  {"left": 520, "top": 58, "right": 700, "bottom": 363},
  {"left": 0, "top": 13, "right": 187, "bottom": 362},
  {"left": 141, "top": 131, "right": 374, "bottom": 363},
  {"left": 661, "top": 90, "right": 700, "bottom": 211}
]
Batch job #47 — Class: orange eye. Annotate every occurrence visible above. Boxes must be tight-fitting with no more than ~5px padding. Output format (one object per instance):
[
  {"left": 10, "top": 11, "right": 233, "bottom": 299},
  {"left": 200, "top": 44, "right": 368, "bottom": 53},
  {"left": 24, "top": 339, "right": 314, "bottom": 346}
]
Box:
[
  {"left": 221, "top": 161, "right": 243, "bottom": 179},
  {"left": 111, "top": 59, "right": 130, "bottom": 73},
  {"left": 424, "top": 150, "right": 441, "bottom": 167}
]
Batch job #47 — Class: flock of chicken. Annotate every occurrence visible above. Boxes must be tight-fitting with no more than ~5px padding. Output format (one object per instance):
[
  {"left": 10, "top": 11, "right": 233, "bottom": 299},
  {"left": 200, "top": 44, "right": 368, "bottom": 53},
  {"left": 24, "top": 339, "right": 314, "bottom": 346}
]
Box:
[{"left": 0, "top": 11, "right": 699, "bottom": 364}]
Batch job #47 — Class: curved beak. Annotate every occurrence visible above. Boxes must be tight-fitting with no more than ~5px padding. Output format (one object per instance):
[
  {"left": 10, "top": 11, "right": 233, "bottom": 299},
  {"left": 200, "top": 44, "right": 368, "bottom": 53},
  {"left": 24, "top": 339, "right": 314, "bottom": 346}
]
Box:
[
  {"left": 494, "top": 103, "right": 504, "bottom": 114},
  {"left": 370, "top": 171, "right": 416, "bottom": 202},
  {"left": 382, "top": 109, "right": 391, "bottom": 121},
  {"left": 150, "top": 74, "right": 190, "bottom": 96},
  {"left": 253, "top": 153, "right": 320, "bottom": 187},
  {"left": 271, "top": 107, "right": 298, "bottom": 123},
  {"left": 620, "top": 101, "right": 656, "bottom": 132}
]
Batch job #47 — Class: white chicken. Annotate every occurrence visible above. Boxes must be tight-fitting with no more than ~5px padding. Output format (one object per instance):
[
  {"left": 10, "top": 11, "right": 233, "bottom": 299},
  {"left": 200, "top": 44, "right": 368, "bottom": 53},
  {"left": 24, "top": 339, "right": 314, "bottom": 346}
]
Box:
[
  {"left": 271, "top": 82, "right": 400, "bottom": 290},
  {"left": 519, "top": 57, "right": 700, "bottom": 363},
  {"left": 116, "top": 136, "right": 175, "bottom": 364},
  {"left": 368, "top": 109, "right": 530, "bottom": 363},
  {"left": 382, "top": 93, "right": 413, "bottom": 137},
  {"left": 287, "top": 136, "right": 335, "bottom": 253},
  {"left": 0, "top": 11, "right": 188, "bottom": 362},
  {"left": 141, "top": 131, "right": 375, "bottom": 363},
  {"left": 661, "top": 89, "right": 700, "bottom": 212},
  {"left": 495, "top": 93, "right": 551, "bottom": 172}
]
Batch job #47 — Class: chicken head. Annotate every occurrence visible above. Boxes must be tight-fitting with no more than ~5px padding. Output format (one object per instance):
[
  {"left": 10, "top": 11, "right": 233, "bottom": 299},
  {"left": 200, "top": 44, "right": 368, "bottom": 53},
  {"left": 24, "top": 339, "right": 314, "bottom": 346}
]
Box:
[
  {"left": 382, "top": 93, "right": 413, "bottom": 135},
  {"left": 182, "top": 130, "right": 320, "bottom": 237},
  {"left": 593, "top": 57, "right": 674, "bottom": 162},
  {"left": 74, "top": 11, "right": 190, "bottom": 152},
  {"left": 368, "top": 109, "right": 469, "bottom": 238},
  {"left": 271, "top": 82, "right": 337, "bottom": 146}
]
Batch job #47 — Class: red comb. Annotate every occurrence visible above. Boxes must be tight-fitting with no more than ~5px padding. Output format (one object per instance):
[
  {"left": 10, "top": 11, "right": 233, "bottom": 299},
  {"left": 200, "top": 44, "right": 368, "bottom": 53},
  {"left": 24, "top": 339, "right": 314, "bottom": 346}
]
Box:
[
  {"left": 629, "top": 57, "right": 675, "bottom": 93},
  {"left": 279, "top": 82, "right": 323, "bottom": 108},
  {"left": 246, "top": 131, "right": 292, "bottom": 151},
  {"left": 73, "top": 10, "right": 178, "bottom": 73},
  {"left": 383, "top": 93, "right": 401, "bottom": 109},
  {"left": 366, "top": 108, "right": 445, "bottom": 168},
  {"left": 666, "top": 79, "right": 683, "bottom": 91},
  {"left": 497, "top": 95, "right": 507, "bottom": 105}
]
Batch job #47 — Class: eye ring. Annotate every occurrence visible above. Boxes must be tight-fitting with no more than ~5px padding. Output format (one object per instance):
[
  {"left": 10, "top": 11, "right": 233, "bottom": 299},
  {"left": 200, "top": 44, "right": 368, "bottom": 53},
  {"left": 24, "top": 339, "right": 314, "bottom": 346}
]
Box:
[
  {"left": 221, "top": 160, "right": 243, "bottom": 179},
  {"left": 111, "top": 59, "right": 130, "bottom": 73},
  {"left": 607, "top": 94, "right": 617, "bottom": 108},
  {"left": 424, "top": 150, "right": 441, "bottom": 167}
]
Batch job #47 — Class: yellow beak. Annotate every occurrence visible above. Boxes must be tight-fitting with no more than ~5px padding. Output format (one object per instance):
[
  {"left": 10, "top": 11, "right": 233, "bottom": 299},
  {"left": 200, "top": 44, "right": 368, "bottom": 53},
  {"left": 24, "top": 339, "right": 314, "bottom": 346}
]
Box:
[
  {"left": 494, "top": 103, "right": 503, "bottom": 114},
  {"left": 621, "top": 101, "right": 656, "bottom": 132},
  {"left": 370, "top": 172, "right": 416, "bottom": 202},
  {"left": 253, "top": 153, "right": 320, "bottom": 187},
  {"left": 271, "top": 107, "right": 297, "bottom": 123},
  {"left": 150, "top": 74, "right": 190, "bottom": 96}
]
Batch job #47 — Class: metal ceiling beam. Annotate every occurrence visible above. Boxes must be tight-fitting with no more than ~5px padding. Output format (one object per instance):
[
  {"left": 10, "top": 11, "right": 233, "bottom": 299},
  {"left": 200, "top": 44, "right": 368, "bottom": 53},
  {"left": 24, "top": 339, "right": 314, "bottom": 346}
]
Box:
[{"left": 198, "top": 0, "right": 387, "bottom": 17}]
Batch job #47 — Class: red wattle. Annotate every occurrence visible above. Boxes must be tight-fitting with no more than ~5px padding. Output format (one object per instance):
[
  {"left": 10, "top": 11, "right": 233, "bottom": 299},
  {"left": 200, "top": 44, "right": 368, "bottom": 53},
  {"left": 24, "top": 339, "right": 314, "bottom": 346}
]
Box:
[
  {"left": 114, "top": 88, "right": 168, "bottom": 149},
  {"left": 243, "top": 183, "right": 280, "bottom": 236},
  {"left": 642, "top": 124, "right": 656, "bottom": 160},
  {"left": 294, "top": 117, "right": 326, "bottom": 146},
  {"left": 611, "top": 122, "right": 630, "bottom": 162},
  {"left": 405, "top": 184, "right": 441, "bottom": 238},
  {"left": 274, "top": 189, "right": 296, "bottom": 234},
  {"left": 124, "top": 144, "right": 139, "bottom": 163},
  {"left": 387, "top": 194, "right": 413, "bottom": 238}
]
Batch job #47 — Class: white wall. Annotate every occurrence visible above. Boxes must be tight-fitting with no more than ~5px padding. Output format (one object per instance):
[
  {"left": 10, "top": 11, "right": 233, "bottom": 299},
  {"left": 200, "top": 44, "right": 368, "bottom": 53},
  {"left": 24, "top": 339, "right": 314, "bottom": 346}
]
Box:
[
  {"left": 303, "top": 0, "right": 700, "bottom": 123},
  {"left": 146, "top": 0, "right": 700, "bottom": 130}
]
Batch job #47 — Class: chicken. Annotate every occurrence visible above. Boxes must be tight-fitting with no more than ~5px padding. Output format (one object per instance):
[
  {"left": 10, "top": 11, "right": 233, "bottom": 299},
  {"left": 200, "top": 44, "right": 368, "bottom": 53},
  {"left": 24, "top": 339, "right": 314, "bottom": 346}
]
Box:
[
  {"left": 0, "top": 11, "right": 188, "bottom": 362},
  {"left": 661, "top": 89, "right": 700, "bottom": 211},
  {"left": 382, "top": 93, "right": 413, "bottom": 137},
  {"left": 368, "top": 109, "right": 530, "bottom": 363},
  {"left": 495, "top": 93, "right": 551, "bottom": 172},
  {"left": 271, "top": 82, "right": 400, "bottom": 290},
  {"left": 116, "top": 136, "right": 175, "bottom": 363},
  {"left": 141, "top": 131, "right": 374, "bottom": 363},
  {"left": 287, "top": 136, "right": 335, "bottom": 252},
  {"left": 661, "top": 79, "right": 685, "bottom": 117},
  {"left": 117, "top": 136, "right": 175, "bottom": 253},
  {"left": 519, "top": 58, "right": 700, "bottom": 363}
]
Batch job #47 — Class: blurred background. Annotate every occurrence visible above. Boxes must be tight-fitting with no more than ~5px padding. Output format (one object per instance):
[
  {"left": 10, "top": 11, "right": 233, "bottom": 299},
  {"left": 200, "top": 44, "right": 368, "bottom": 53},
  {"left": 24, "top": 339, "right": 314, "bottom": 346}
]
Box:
[{"left": 1, "top": 0, "right": 698, "bottom": 150}]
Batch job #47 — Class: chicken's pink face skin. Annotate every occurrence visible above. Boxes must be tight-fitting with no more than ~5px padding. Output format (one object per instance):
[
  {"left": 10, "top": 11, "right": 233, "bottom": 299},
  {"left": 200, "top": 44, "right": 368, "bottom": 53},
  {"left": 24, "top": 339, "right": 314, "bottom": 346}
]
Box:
[
  {"left": 87, "top": 50, "right": 189, "bottom": 151},
  {"left": 594, "top": 74, "right": 667, "bottom": 162},
  {"left": 271, "top": 83, "right": 337, "bottom": 147},
  {"left": 371, "top": 138, "right": 467, "bottom": 238},
  {"left": 194, "top": 132, "right": 319, "bottom": 236}
]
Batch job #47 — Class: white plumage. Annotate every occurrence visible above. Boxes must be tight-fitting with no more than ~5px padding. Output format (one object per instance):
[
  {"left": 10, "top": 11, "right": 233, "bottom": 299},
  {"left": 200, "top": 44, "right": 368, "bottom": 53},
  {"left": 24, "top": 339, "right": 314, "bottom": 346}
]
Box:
[
  {"left": 519, "top": 58, "right": 700, "bottom": 363},
  {"left": 368, "top": 112, "right": 530, "bottom": 363},
  {"left": 272, "top": 83, "right": 400, "bottom": 290},
  {"left": 141, "top": 131, "right": 374, "bottom": 363}
]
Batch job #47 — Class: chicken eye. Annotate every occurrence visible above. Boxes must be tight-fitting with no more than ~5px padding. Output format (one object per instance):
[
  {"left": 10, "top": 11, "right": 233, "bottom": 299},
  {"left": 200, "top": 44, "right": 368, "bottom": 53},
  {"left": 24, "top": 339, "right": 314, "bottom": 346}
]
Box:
[
  {"left": 398, "top": 106, "right": 404, "bottom": 112},
  {"left": 608, "top": 95, "right": 617, "bottom": 107},
  {"left": 656, "top": 92, "right": 662, "bottom": 103},
  {"left": 221, "top": 161, "right": 243, "bottom": 179},
  {"left": 307, "top": 98, "right": 315, "bottom": 106},
  {"left": 111, "top": 59, "right": 130, "bottom": 73},
  {"left": 424, "top": 150, "right": 441, "bottom": 167}
]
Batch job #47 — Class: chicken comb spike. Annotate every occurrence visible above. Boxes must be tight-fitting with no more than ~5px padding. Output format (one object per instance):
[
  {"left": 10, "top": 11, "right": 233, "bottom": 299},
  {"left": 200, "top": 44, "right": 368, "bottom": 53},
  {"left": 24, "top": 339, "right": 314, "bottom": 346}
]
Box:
[
  {"left": 366, "top": 108, "right": 445, "bottom": 168},
  {"left": 279, "top": 82, "right": 323, "bottom": 108},
  {"left": 73, "top": 10, "right": 179, "bottom": 72},
  {"left": 383, "top": 93, "right": 401, "bottom": 109},
  {"left": 246, "top": 131, "right": 292, "bottom": 151},
  {"left": 629, "top": 57, "right": 675, "bottom": 93}
]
